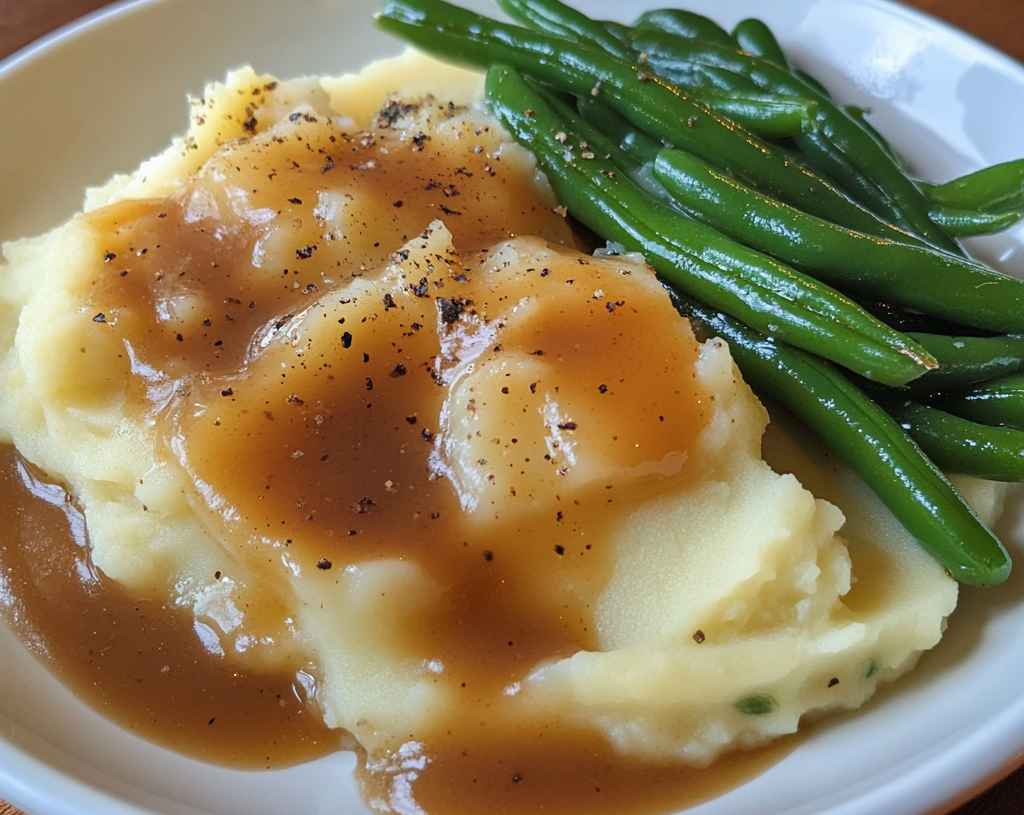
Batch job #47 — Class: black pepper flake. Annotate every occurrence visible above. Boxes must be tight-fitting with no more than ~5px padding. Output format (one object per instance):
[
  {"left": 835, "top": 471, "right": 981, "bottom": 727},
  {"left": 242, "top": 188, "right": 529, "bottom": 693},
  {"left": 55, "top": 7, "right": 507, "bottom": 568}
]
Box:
[
  {"left": 828, "top": 677, "right": 840, "bottom": 688},
  {"left": 406, "top": 415, "right": 418, "bottom": 424},
  {"left": 322, "top": 159, "right": 335, "bottom": 173},
  {"left": 483, "top": 550, "right": 494, "bottom": 562},
  {"left": 529, "top": 350, "right": 545, "bottom": 356},
  {"left": 393, "top": 200, "right": 404, "bottom": 208},
  {"left": 412, "top": 133, "right": 429, "bottom": 150},
  {"left": 439, "top": 204, "right": 462, "bottom": 216},
  {"left": 176, "top": 333, "right": 184, "bottom": 342},
  {"left": 341, "top": 331, "right": 353, "bottom": 348},
  {"left": 693, "top": 630, "right": 706, "bottom": 644},
  {"left": 554, "top": 545, "right": 565, "bottom": 556},
  {"left": 421, "top": 428, "right": 434, "bottom": 442},
  {"left": 598, "top": 384, "right": 608, "bottom": 393},
  {"left": 353, "top": 497, "right": 377, "bottom": 515},
  {"left": 348, "top": 530, "right": 358, "bottom": 536},
  {"left": 436, "top": 296, "right": 467, "bottom": 324},
  {"left": 288, "top": 197, "right": 302, "bottom": 205},
  {"left": 316, "top": 557, "right": 332, "bottom": 571},
  {"left": 92, "top": 313, "right": 107, "bottom": 323},
  {"left": 363, "top": 352, "right": 370, "bottom": 363},
  {"left": 286, "top": 394, "right": 304, "bottom": 405},
  {"left": 556, "top": 511, "right": 563, "bottom": 521},
  {"left": 103, "top": 252, "right": 116, "bottom": 263},
  {"left": 296, "top": 245, "right": 316, "bottom": 260},
  {"left": 512, "top": 774, "right": 523, "bottom": 784},
  {"left": 411, "top": 278, "right": 430, "bottom": 297},
  {"left": 383, "top": 293, "right": 397, "bottom": 311},
  {"left": 501, "top": 386, "right": 509, "bottom": 394},
  {"left": 540, "top": 268, "right": 550, "bottom": 277},
  {"left": 557, "top": 421, "right": 577, "bottom": 431},
  {"left": 221, "top": 388, "right": 234, "bottom": 397},
  {"left": 243, "top": 116, "right": 257, "bottom": 133},
  {"left": 530, "top": 382, "right": 538, "bottom": 394},
  {"left": 391, "top": 364, "right": 407, "bottom": 377},
  {"left": 365, "top": 377, "right": 373, "bottom": 391}
]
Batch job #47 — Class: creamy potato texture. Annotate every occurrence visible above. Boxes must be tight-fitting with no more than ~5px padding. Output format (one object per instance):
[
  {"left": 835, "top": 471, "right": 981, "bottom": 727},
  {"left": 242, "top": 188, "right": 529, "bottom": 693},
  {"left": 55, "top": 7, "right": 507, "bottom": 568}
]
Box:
[{"left": 0, "top": 50, "right": 993, "bottom": 813}]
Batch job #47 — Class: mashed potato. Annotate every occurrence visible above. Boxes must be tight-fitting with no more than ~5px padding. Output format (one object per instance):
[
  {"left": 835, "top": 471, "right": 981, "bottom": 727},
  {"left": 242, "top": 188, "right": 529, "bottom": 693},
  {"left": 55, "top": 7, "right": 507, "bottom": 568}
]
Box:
[{"left": 0, "top": 49, "right": 1000, "bottom": 812}]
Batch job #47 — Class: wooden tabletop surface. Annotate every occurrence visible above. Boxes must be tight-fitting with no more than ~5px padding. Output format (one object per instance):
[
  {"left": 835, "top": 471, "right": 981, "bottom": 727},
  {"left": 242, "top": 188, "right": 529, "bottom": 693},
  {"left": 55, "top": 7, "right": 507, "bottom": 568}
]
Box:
[{"left": 1, "top": 1, "right": 1023, "bottom": 814}]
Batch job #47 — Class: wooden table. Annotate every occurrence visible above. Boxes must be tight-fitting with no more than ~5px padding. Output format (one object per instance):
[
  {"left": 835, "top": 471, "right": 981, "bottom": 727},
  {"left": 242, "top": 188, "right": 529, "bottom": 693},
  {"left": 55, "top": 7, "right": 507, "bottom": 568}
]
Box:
[{"left": 0, "top": 1, "right": 1022, "bottom": 814}]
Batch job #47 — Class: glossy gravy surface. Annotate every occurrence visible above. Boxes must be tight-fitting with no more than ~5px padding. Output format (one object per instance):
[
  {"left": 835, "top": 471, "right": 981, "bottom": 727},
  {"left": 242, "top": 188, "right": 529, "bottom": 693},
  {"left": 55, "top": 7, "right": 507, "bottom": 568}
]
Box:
[{"left": 0, "top": 99, "right": 792, "bottom": 813}]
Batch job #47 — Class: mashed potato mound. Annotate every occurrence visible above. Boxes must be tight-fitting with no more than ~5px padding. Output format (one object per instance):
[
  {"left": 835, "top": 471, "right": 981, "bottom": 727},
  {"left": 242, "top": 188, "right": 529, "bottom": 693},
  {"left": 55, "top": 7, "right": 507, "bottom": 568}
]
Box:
[{"left": 0, "top": 51, "right": 996, "bottom": 794}]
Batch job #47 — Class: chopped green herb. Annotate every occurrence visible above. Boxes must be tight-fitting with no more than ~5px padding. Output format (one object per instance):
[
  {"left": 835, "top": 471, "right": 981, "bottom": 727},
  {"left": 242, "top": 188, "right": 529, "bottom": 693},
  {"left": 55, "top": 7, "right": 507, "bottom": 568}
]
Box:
[{"left": 734, "top": 694, "right": 776, "bottom": 716}]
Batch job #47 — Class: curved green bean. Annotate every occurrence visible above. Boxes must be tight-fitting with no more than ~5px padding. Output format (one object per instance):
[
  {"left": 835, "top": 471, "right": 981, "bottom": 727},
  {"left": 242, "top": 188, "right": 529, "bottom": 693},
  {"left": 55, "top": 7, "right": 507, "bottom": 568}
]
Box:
[
  {"left": 926, "top": 373, "right": 1024, "bottom": 431},
  {"left": 632, "top": 8, "right": 733, "bottom": 46},
  {"left": 887, "top": 400, "right": 1024, "bottom": 482},
  {"left": 495, "top": 0, "right": 632, "bottom": 59},
  {"left": 732, "top": 18, "right": 788, "bottom": 68},
  {"left": 908, "top": 332, "right": 1024, "bottom": 390},
  {"left": 924, "top": 158, "right": 1024, "bottom": 213},
  {"left": 928, "top": 204, "right": 1024, "bottom": 237},
  {"left": 674, "top": 294, "right": 1010, "bottom": 586}
]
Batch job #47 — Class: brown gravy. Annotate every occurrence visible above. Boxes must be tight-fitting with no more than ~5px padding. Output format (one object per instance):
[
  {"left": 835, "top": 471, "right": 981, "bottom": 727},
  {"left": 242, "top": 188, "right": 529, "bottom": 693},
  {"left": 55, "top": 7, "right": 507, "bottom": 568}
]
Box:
[
  {"left": 0, "top": 452, "right": 792, "bottom": 809},
  {"left": 0, "top": 445, "right": 340, "bottom": 768},
  {"left": 0, "top": 94, "right": 794, "bottom": 813}
]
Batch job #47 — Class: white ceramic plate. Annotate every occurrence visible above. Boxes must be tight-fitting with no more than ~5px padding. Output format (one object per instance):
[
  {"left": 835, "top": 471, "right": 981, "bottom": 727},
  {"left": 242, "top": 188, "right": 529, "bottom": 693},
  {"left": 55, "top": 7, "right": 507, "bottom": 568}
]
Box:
[{"left": 2, "top": 1, "right": 1024, "bottom": 814}]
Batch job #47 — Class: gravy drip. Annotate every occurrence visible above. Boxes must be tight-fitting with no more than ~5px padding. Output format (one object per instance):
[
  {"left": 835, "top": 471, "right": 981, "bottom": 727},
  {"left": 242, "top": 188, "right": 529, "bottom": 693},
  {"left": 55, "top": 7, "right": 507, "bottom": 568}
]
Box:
[
  {"left": 0, "top": 445, "right": 340, "bottom": 767},
  {"left": 0, "top": 100, "right": 791, "bottom": 813}
]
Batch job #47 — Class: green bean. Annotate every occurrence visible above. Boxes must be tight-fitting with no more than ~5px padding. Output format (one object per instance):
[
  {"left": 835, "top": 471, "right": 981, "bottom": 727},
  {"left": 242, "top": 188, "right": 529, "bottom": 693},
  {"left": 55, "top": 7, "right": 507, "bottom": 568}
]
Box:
[
  {"left": 796, "top": 69, "right": 832, "bottom": 100},
  {"left": 483, "top": 64, "right": 934, "bottom": 385},
  {"left": 632, "top": 8, "right": 733, "bottom": 46},
  {"left": 844, "top": 105, "right": 904, "bottom": 168},
  {"left": 494, "top": 0, "right": 632, "bottom": 60},
  {"left": 856, "top": 299, "right": 982, "bottom": 337},
  {"left": 732, "top": 18, "right": 788, "bottom": 68},
  {"left": 600, "top": 20, "right": 632, "bottom": 46},
  {"left": 673, "top": 292, "right": 1010, "bottom": 586},
  {"left": 928, "top": 203, "right": 1024, "bottom": 237},
  {"left": 926, "top": 373, "right": 1024, "bottom": 431},
  {"left": 497, "top": 1, "right": 815, "bottom": 139},
  {"left": 629, "top": 28, "right": 960, "bottom": 252},
  {"left": 576, "top": 97, "right": 660, "bottom": 167},
  {"left": 374, "top": 0, "right": 924, "bottom": 245},
  {"left": 698, "top": 89, "right": 818, "bottom": 138},
  {"left": 886, "top": 400, "right": 1024, "bottom": 482},
  {"left": 652, "top": 148, "right": 1024, "bottom": 333},
  {"left": 907, "top": 332, "right": 1024, "bottom": 390},
  {"left": 924, "top": 158, "right": 1024, "bottom": 212},
  {"left": 494, "top": 0, "right": 893, "bottom": 233}
]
